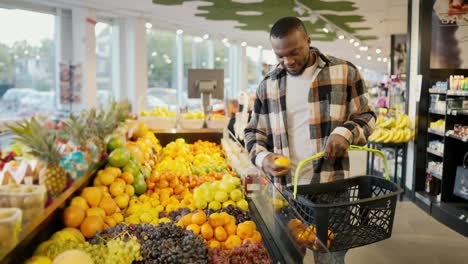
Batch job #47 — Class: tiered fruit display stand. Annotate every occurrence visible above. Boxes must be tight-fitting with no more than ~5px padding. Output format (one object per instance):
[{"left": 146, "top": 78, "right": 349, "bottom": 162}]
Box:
[{"left": 1, "top": 128, "right": 333, "bottom": 263}]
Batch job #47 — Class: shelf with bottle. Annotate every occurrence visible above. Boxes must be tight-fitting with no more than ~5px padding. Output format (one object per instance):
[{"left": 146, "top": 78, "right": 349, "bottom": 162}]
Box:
[{"left": 446, "top": 75, "right": 468, "bottom": 96}]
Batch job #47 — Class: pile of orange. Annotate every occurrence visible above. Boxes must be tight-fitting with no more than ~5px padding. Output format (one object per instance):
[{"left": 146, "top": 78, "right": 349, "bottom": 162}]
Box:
[
  {"left": 287, "top": 218, "right": 335, "bottom": 248},
  {"left": 178, "top": 211, "right": 262, "bottom": 250},
  {"left": 63, "top": 186, "right": 127, "bottom": 238}
]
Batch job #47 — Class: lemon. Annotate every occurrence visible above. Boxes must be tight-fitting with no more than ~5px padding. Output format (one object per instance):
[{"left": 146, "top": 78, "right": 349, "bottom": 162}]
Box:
[
  {"left": 236, "top": 199, "right": 249, "bottom": 211},
  {"left": 208, "top": 201, "right": 222, "bottom": 211},
  {"left": 274, "top": 157, "right": 291, "bottom": 168}
]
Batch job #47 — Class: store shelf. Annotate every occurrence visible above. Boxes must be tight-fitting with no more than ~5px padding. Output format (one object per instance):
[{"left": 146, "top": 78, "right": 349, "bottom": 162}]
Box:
[
  {"left": 432, "top": 202, "right": 468, "bottom": 236},
  {"left": 427, "top": 128, "right": 445, "bottom": 137},
  {"left": 415, "top": 191, "right": 439, "bottom": 212},
  {"left": 429, "top": 109, "right": 446, "bottom": 116},
  {"left": 426, "top": 147, "right": 444, "bottom": 158},
  {"left": 428, "top": 88, "right": 447, "bottom": 94},
  {"left": 446, "top": 131, "right": 468, "bottom": 142},
  {"left": 446, "top": 90, "right": 468, "bottom": 96},
  {"left": 426, "top": 168, "right": 443, "bottom": 180},
  {"left": 447, "top": 109, "right": 468, "bottom": 116}
]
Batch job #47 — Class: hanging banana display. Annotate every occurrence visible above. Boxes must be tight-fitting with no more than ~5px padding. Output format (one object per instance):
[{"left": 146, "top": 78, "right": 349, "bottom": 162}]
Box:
[{"left": 369, "top": 113, "right": 415, "bottom": 144}]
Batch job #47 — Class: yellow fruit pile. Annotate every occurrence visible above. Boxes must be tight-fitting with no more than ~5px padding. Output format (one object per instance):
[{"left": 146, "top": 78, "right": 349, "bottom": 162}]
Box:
[
  {"left": 369, "top": 112, "right": 414, "bottom": 143},
  {"left": 177, "top": 211, "right": 262, "bottom": 249},
  {"left": 193, "top": 174, "right": 248, "bottom": 211},
  {"left": 140, "top": 106, "right": 177, "bottom": 117}
]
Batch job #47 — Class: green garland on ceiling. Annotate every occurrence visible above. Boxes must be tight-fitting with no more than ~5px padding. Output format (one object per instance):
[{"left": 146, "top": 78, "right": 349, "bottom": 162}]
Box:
[{"left": 153, "top": 0, "right": 376, "bottom": 42}]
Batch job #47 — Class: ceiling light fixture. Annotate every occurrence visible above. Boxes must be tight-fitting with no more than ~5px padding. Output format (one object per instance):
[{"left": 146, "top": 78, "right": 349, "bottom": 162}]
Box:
[
  {"left": 151, "top": 52, "right": 157, "bottom": 57},
  {"left": 322, "top": 28, "right": 329, "bottom": 33},
  {"left": 355, "top": 54, "right": 361, "bottom": 59},
  {"left": 359, "top": 47, "right": 365, "bottom": 51},
  {"left": 338, "top": 35, "right": 344, "bottom": 40},
  {"left": 194, "top": 37, "right": 203, "bottom": 43},
  {"left": 258, "top": 45, "right": 263, "bottom": 49},
  {"left": 354, "top": 42, "right": 360, "bottom": 47},
  {"left": 241, "top": 41, "right": 247, "bottom": 47},
  {"left": 203, "top": 34, "right": 210, "bottom": 40},
  {"left": 377, "top": 57, "right": 382, "bottom": 62},
  {"left": 176, "top": 29, "right": 183, "bottom": 35},
  {"left": 222, "top": 38, "right": 229, "bottom": 43},
  {"left": 367, "top": 56, "right": 372, "bottom": 60},
  {"left": 145, "top": 22, "right": 152, "bottom": 29},
  {"left": 349, "top": 39, "right": 355, "bottom": 43},
  {"left": 215, "top": 57, "right": 221, "bottom": 61},
  {"left": 376, "top": 48, "right": 382, "bottom": 54},
  {"left": 383, "top": 57, "right": 388, "bottom": 62}
]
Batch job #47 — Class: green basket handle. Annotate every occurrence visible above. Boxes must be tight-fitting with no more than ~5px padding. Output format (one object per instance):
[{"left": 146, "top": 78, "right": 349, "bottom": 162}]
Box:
[{"left": 293, "top": 145, "right": 390, "bottom": 199}]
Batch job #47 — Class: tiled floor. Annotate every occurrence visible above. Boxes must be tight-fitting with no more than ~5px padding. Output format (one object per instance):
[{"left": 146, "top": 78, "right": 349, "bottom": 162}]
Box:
[{"left": 346, "top": 201, "right": 468, "bottom": 264}]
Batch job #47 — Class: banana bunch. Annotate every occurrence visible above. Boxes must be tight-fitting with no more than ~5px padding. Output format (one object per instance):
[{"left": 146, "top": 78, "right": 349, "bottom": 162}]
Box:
[{"left": 369, "top": 113, "right": 414, "bottom": 143}]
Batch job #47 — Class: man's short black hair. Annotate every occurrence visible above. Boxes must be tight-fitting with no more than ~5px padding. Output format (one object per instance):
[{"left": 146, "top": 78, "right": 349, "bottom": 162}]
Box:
[{"left": 270, "top": 17, "right": 308, "bottom": 38}]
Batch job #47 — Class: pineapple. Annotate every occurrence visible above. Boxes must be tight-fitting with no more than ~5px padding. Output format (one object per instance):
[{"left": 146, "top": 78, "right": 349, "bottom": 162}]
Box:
[
  {"left": 8, "top": 118, "right": 68, "bottom": 196},
  {"left": 86, "top": 100, "right": 131, "bottom": 155},
  {"left": 63, "top": 113, "right": 93, "bottom": 164}
]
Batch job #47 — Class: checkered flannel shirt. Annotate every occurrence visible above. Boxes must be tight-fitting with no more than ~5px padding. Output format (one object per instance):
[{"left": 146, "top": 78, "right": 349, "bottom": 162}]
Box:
[{"left": 245, "top": 47, "right": 376, "bottom": 184}]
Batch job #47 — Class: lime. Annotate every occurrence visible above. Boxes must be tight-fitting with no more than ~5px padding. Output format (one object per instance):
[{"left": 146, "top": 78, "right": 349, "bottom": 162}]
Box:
[
  {"left": 132, "top": 177, "right": 147, "bottom": 195},
  {"left": 108, "top": 148, "right": 131, "bottom": 168},
  {"left": 107, "top": 136, "right": 125, "bottom": 152}
]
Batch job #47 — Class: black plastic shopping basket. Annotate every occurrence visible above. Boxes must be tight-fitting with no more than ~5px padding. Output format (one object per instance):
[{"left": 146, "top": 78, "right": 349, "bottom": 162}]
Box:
[{"left": 283, "top": 145, "right": 402, "bottom": 252}]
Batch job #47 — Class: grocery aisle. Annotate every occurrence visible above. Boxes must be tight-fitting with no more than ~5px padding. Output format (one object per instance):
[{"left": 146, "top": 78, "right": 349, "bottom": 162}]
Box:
[{"left": 347, "top": 201, "right": 468, "bottom": 264}]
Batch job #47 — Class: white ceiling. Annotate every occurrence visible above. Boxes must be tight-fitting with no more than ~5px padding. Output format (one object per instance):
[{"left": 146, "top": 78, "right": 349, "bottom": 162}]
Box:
[{"left": 14, "top": 0, "right": 408, "bottom": 72}]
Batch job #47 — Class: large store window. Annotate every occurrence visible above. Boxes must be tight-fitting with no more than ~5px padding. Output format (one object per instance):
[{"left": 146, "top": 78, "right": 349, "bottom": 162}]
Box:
[
  {"left": 214, "top": 40, "right": 231, "bottom": 99},
  {"left": 95, "top": 21, "right": 114, "bottom": 107},
  {"left": 182, "top": 35, "right": 211, "bottom": 109},
  {"left": 246, "top": 46, "right": 262, "bottom": 93},
  {"left": 0, "top": 8, "right": 56, "bottom": 119},
  {"left": 146, "top": 29, "right": 177, "bottom": 110}
]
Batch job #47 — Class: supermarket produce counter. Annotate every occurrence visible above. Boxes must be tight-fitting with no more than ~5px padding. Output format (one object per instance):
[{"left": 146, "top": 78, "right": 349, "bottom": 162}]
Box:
[{"left": 3, "top": 131, "right": 332, "bottom": 263}]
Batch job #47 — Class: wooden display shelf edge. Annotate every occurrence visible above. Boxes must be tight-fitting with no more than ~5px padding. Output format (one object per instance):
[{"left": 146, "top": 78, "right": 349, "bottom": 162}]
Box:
[
  {"left": 152, "top": 128, "right": 223, "bottom": 134},
  {"left": 2, "top": 163, "right": 102, "bottom": 263}
]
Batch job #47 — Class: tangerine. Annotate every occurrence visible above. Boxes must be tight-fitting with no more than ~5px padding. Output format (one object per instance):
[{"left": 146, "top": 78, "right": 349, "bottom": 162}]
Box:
[
  {"left": 287, "top": 218, "right": 303, "bottom": 231},
  {"left": 81, "top": 187, "right": 103, "bottom": 207},
  {"left": 208, "top": 213, "right": 224, "bottom": 227},
  {"left": 236, "top": 222, "right": 254, "bottom": 239},
  {"left": 224, "top": 235, "right": 242, "bottom": 250},
  {"left": 63, "top": 205, "right": 85, "bottom": 228},
  {"left": 80, "top": 215, "right": 104, "bottom": 238},
  {"left": 200, "top": 223, "right": 214, "bottom": 240},
  {"left": 208, "top": 240, "right": 221, "bottom": 249},
  {"left": 251, "top": 230, "right": 262, "bottom": 243},
  {"left": 186, "top": 224, "right": 201, "bottom": 235},
  {"left": 224, "top": 223, "right": 237, "bottom": 236},
  {"left": 214, "top": 226, "right": 228, "bottom": 242},
  {"left": 99, "top": 196, "right": 118, "bottom": 215},
  {"left": 192, "top": 211, "right": 207, "bottom": 225},
  {"left": 121, "top": 172, "right": 134, "bottom": 184}
]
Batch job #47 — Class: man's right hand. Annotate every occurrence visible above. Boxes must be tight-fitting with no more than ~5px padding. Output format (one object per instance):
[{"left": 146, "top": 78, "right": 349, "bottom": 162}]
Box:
[{"left": 262, "top": 153, "right": 290, "bottom": 177}]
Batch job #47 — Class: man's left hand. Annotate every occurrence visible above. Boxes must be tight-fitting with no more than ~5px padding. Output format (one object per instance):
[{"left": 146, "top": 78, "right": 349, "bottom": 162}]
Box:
[{"left": 324, "top": 134, "right": 350, "bottom": 160}]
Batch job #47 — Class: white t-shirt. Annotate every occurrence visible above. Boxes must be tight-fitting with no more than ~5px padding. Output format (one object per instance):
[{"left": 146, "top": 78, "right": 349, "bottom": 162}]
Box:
[{"left": 286, "top": 60, "right": 320, "bottom": 184}]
